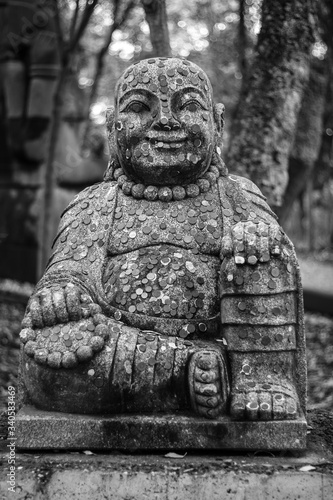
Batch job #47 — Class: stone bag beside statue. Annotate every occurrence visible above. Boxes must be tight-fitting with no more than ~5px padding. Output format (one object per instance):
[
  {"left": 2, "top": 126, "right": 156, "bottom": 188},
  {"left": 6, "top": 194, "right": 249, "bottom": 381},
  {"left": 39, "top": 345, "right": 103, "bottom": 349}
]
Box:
[{"left": 16, "top": 57, "right": 307, "bottom": 450}]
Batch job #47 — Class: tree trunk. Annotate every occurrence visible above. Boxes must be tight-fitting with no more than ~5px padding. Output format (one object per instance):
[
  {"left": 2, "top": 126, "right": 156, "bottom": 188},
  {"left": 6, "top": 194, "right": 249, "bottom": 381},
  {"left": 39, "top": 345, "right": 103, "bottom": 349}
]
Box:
[
  {"left": 306, "top": 174, "right": 315, "bottom": 251},
  {"left": 238, "top": 0, "right": 248, "bottom": 79},
  {"left": 82, "top": 0, "right": 135, "bottom": 147},
  {"left": 277, "top": 0, "right": 333, "bottom": 223},
  {"left": 141, "top": 0, "right": 171, "bottom": 57},
  {"left": 37, "top": 67, "right": 67, "bottom": 277},
  {"left": 226, "top": 0, "right": 315, "bottom": 209},
  {"left": 277, "top": 58, "right": 328, "bottom": 224},
  {"left": 37, "top": 1, "right": 99, "bottom": 277}
]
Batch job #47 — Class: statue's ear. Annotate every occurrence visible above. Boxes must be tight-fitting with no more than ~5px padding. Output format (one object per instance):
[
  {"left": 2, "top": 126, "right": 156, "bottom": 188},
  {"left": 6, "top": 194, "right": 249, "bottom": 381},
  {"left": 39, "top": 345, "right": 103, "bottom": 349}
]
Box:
[
  {"left": 104, "top": 106, "right": 121, "bottom": 180},
  {"left": 214, "top": 103, "right": 225, "bottom": 134},
  {"left": 106, "top": 106, "right": 116, "bottom": 153},
  {"left": 106, "top": 106, "right": 115, "bottom": 132}
]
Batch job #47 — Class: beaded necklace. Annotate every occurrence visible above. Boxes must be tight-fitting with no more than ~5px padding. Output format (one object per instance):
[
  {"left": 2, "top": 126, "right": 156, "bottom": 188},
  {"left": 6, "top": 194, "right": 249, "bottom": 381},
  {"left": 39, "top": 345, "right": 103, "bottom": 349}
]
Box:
[{"left": 111, "top": 161, "right": 227, "bottom": 202}]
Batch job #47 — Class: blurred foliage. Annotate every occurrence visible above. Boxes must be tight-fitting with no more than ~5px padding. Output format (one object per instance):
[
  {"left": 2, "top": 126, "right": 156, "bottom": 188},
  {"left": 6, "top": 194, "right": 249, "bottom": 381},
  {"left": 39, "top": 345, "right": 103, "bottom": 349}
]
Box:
[
  {"left": 61, "top": 1, "right": 331, "bottom": 173},
  {"left": 74, "top": 0, "right": 263, "bottom": 149},
  {"left": 48, "top": 0, "right": 333, "bottom": 252},
  {"left": 307, "top": 313, "right": 333, "bottom": 410}
]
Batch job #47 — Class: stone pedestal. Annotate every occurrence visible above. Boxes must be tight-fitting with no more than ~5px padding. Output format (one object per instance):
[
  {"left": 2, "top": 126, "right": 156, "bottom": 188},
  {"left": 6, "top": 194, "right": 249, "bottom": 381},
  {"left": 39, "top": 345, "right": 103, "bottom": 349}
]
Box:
[
  {"left": 3, "top": 409, "right": 333, "bottom": 500},
  {"left": 16, "top": 406, "right": 307, "bottom": 451}
]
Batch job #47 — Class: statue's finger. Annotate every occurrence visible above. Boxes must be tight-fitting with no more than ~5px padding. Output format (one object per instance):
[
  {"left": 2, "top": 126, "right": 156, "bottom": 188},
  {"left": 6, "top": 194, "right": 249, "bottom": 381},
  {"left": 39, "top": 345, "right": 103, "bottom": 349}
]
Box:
[
  {"left": 52, "top": 288, "right": 69, "bottom": 324},
  {"left": 232, "top": 222, "right": 245, "bottom": 264},
  {"left": 39, "top": 288, "right": 57, "bottom": 326},
  {"left": 220, "top": 234, "right": 233, "bottom": 258},
  {"left": 21, "top": 311, "right": 33, "bottom": 329},
  {"left": 194, "top": 382, "right": 218, "bottom": 396},
  {"left": 65, "top": 285, "right": 82, "bottom": 321},
  {"left": 196, "top": 394, "right": 221, "bottom": 408},
  {"left": 232, "top": 221, "right": 244, "bottom": 242},
  {"left": 269, "top": 225, "right": 282, "bottom": 256},
  {"left": 221, "top": 225, "right": 233, "bottom": 260},
  {"left": 244, "top": 222, "right": 257, "bottom": 264},
  {"left": 28, "top": 296, "right": 44, "bottom": 328},
  {"left": 257, "top": 221, "right": 270, "bottom": 263}
]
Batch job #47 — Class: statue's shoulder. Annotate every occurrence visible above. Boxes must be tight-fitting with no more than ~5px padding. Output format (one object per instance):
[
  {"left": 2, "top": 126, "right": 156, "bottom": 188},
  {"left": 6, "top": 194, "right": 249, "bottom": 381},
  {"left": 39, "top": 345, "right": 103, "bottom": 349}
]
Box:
[
  {"left": 218, "top": 174, "right": 278, "bottom": 223},
  {"left": 61, "top": 181, "right": 118, "bottom": 220},
  {"left": 220, "top": 174, "right": 266, "bottom": 199}
]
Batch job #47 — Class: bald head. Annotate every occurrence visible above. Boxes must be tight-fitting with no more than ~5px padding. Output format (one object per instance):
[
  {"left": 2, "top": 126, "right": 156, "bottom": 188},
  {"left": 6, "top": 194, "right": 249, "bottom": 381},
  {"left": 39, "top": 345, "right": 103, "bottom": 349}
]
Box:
[{"left": 116, "top": 57, "right": 213, "bottom": 109}]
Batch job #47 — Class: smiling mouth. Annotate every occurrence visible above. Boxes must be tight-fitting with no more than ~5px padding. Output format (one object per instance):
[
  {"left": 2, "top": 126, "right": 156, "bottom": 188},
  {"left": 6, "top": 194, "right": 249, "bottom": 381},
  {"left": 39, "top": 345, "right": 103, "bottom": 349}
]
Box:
[{"left": 147, "top": 136, "right": 187, "bottom": 150}]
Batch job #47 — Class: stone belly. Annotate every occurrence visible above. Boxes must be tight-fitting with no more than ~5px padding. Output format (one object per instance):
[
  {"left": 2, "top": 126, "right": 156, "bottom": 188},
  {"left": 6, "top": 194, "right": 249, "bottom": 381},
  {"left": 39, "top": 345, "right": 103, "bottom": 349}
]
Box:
[{"left": 102, "top": 244, "right": 220, "bottom": 323}]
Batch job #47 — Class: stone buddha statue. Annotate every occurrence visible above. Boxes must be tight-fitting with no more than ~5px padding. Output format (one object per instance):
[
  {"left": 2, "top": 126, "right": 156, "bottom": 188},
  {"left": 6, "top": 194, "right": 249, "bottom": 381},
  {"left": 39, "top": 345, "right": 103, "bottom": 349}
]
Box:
[{"left": 19, "top": 58, "right": 306, "bottom": 442}]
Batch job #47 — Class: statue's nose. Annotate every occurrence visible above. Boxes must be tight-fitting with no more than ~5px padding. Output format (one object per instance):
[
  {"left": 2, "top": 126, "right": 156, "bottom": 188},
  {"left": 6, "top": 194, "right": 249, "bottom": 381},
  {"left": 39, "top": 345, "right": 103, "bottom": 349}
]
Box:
[
  {"left": 153, "top": 102, "right": 181, "bottom": 131},
  {"left": 153, "top": 117, "right": 181, "bottom": 131}
]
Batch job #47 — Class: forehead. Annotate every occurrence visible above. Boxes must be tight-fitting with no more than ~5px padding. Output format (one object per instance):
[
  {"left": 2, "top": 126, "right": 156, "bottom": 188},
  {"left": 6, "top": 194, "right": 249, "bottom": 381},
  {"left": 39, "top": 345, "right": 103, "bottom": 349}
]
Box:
[{"left": 116, "top": 57, "right": 212, "bottom": 104}]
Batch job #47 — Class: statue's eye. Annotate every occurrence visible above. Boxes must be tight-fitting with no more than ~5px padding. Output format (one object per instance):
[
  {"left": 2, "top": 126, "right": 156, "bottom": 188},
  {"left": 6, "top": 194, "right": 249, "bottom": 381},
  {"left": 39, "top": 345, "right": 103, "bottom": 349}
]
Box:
[
  {"left": 126, "top": 101, "right": 149, "bottom": 113},
  {"left": 181, "top": 100, "right": 203, "bottom": 112}
]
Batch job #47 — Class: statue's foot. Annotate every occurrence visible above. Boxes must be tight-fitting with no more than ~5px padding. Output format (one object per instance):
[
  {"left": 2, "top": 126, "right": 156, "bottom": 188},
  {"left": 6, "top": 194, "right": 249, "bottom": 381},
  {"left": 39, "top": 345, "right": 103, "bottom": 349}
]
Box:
[
  {"left": 189, "top": 349, "right": 229, "bottom": 419},
  {"left": 230, "top": 382, "right": 299, "bottom": 421}
]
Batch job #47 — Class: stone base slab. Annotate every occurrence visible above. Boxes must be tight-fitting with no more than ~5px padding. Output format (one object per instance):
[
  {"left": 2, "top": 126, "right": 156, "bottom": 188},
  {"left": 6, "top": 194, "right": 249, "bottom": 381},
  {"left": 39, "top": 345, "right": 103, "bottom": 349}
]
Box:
[{"left": 16, "top": 406, "right": 307, "bottom": 450}]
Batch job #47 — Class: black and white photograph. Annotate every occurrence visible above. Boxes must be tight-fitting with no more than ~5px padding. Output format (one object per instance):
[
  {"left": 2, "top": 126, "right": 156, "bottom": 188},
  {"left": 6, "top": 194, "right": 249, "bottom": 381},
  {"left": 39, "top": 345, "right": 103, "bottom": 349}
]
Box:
[{"left": 0, "top": 1, "right": 332, "bottom": 498}]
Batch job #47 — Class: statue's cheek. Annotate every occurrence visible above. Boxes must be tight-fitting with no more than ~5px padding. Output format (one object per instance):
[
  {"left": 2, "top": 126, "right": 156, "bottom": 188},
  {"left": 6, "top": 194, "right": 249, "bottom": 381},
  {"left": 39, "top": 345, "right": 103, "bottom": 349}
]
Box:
[{"left": 185, "top": 125, "right": 210, "bottom": 151}]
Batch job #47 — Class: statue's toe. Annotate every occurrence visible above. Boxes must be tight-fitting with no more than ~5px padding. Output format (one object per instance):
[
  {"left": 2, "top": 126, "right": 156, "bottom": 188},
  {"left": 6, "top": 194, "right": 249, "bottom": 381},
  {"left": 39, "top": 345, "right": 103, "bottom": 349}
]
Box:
[
  {"left": 258, "top": 392, "right": 272, "bottom": 420},
  {"left": 189, "top": 349, "right": 229, "bottom": 419},
  {"left": 230, "top": 386, "right": 299, "bottom": 421},
  {"left": 230, "top": 393, "right": 246, "bottom": 420},
  {"left": 272, "top": 393, "right": 298, "bottom": 420},
  {"left": 245, "top": 392, "right": 259, "bottom": 420}
]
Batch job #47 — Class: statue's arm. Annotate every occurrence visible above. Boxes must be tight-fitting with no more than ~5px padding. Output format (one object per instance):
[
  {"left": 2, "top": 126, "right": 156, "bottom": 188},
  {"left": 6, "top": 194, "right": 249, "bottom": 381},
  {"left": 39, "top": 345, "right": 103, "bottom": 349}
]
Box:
[{"left": 23, "top": 182, "right": 117, "bottom": 329}]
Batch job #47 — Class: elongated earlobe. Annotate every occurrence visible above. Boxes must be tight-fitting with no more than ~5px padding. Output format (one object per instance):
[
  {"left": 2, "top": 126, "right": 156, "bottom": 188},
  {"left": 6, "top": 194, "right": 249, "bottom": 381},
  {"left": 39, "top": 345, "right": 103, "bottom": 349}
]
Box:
[
  {"left": 214, "top": 103, "right": 225, "bottom": 133},
  {"left": 106, "top": 106, "right": 116, "bottom": 151},
  {"left": 106, "top": 106, "right": 115, "bottom": 131},
  {"left": 104, "top": 106, "right": 121, "bottom": 181}
]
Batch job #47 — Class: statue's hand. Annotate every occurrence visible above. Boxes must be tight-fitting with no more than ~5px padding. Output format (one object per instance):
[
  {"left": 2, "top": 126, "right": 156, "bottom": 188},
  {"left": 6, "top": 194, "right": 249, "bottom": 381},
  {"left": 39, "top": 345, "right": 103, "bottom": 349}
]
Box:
[
  {"left": 221, "top": 221, "right": 286, "bottom": 265},
  {"left": 27, "top": 284, "right": 88, "bottom": 328}
]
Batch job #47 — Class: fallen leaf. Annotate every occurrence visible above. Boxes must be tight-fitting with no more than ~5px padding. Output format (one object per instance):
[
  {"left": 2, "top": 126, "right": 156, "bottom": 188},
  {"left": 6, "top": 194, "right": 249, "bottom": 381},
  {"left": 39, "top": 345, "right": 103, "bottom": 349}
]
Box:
[
  {"left": 165, "top": 452, "right": 187, "bottom": 459},
  {"left": 299, "top": 465, "right": 316, "bottom": 472}
]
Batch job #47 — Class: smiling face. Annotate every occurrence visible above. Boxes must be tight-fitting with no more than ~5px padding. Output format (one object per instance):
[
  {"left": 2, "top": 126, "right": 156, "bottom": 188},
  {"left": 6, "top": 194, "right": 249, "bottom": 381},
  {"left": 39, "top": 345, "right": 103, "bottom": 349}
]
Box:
[{"left": 114, "top": 58, "right": 218, "bottom": 186}]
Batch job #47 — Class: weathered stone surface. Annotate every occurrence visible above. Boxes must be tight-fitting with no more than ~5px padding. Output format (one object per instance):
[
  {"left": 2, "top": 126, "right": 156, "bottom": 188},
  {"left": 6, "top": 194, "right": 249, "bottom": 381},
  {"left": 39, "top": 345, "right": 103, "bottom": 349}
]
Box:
[
  {"left": 4, "top": 410, "right": 333, "bottom": 500},
  {"left": 17, "top": 57, "right": 307, "bottom": 450},
  {"left": 16, "top": 407, "right": 307, "bottom": 450},
  {"left": 3, "top": 433, "right": 333, "bottom": 500}
]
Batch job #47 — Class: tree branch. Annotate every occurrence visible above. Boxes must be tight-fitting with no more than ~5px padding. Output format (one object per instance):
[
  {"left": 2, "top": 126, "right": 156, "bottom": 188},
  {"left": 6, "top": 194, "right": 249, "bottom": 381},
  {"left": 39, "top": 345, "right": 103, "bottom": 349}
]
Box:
[
  {"left": 67, "top": 0, "right": 99, "bottom": 55},
  {"left": 141, "top": 0, "right": 171, "bottom": 57},
  {"left": 82, "top": 0, "right": 136, "bottom": 146},
  {"left": 54, "top": 0, "right": 65, "bottom": 57},
  {"left": 69, "top": 0, "right": 81, "bottom": 41},
  {"left": 238, "top": 0, "right": 248, "bottom": 78}
]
